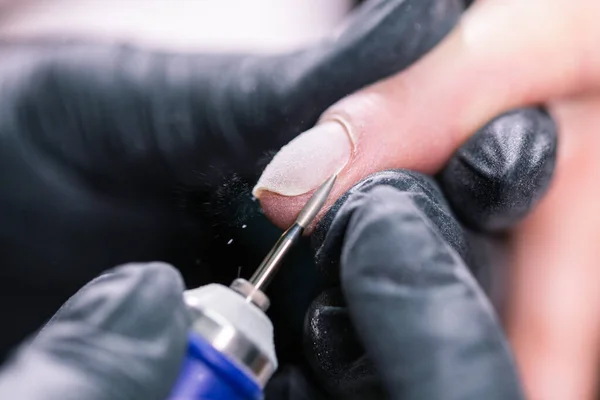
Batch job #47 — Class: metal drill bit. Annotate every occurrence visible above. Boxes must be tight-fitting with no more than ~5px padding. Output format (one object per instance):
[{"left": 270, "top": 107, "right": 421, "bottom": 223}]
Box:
[
  {"left": 230, "top": 174, "right": 337, "bottom": 310},
  {"left": 248, "top": 174, "right": 337, "bottom": 292}
]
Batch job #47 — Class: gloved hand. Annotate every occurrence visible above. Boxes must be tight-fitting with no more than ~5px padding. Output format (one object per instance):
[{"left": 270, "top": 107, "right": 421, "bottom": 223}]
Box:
[
  {"left": 0, "top": 0, "right": 465, "bottom": 359},
  {"left": 303, "top": 107, "right": 557, "bottom": 399},
  {"left": 0, "top": 263, "right": 190, "bottom": 400}
]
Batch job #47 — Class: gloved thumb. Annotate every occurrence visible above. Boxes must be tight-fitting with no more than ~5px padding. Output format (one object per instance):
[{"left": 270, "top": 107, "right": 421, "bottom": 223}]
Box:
[{"left": 0, "top": 262, "right": 190, "bottom": 400}]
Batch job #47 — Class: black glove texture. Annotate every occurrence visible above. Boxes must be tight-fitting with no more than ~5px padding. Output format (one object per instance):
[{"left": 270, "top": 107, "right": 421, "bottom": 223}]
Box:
[
  {"left": 303, "top": 108, "right": 557, "bottom": 399},
  {"left": 0, "top": 263, "right": 189, "bottom": 400}
]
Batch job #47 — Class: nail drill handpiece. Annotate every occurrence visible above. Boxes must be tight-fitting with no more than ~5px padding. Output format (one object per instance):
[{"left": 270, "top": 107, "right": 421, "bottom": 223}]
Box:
[{"left": 171, "top": 175, "right": 337, "bottom": 399}]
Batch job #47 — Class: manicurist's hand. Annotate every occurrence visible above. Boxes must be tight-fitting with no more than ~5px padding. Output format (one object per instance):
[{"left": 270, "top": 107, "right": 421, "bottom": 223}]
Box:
[
  {"left": 303, "top": 107, "right": 556, "bottom": 400},
  {"left": 0, "top": 263, "right": 189, "bottom": 400}
]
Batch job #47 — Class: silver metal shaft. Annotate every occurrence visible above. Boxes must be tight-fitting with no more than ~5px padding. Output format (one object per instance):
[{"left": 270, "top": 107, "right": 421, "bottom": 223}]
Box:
[
  {"left": 249, "top": 174, "right": 337, "bottom": 291},
  {"left": 231, "top": 174, "right": 337, "bottom": 310},
  {"left": 294, "top": 174, "right": 338, "bottom": 228}
]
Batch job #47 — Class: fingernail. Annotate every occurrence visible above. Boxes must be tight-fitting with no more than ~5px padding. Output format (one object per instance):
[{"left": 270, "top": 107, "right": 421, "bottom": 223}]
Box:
[{"left": 253, "top": 120, "right": 354, "bottom": 198}]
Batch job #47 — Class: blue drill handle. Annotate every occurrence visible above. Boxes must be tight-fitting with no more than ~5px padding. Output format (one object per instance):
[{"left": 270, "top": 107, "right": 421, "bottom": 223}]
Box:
[{"left": 168, "top": 332, "right": 263, "bottom": 400}]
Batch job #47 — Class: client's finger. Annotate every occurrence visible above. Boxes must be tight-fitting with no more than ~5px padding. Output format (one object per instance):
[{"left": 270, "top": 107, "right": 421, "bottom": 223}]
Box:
[{"left": 254, "top": 0, "right": 600, "bottom": 230}]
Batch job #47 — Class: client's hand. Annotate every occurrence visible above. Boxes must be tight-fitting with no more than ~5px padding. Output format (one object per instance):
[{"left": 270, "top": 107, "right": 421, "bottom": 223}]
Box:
[{"left": 255, "top": 0, "right": 600, "bottom": 398}]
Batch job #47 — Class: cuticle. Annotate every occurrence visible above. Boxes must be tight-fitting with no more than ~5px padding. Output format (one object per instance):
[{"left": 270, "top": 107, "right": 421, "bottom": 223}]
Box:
[{"left": 319, "top": 115, "right": 358, "bottom": 155}]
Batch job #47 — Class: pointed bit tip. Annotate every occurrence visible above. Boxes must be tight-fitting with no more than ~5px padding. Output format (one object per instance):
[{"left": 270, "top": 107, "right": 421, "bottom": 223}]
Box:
[{"left": 295, "top": 174, "right": 337, "bottom": 228}]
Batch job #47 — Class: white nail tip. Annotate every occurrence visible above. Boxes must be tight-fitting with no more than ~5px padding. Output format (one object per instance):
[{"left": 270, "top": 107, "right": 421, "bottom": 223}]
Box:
[{"left": 253, "top": 121, "right": 352, "bottom": 197}]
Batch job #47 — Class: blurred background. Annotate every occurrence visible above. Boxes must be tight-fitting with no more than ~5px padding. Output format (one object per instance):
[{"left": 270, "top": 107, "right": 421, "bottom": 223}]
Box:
[{"left": 0, "top": 0, "right": 357, "bottom": 53}]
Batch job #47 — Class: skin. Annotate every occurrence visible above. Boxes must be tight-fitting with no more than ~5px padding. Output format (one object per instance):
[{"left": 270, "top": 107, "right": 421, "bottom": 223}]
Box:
[
  {"left": 257, "top": 0, "right": 600, "bottom": 398},
  {"left": 508, "top": 95, "right": 600, "bottom": 400}
]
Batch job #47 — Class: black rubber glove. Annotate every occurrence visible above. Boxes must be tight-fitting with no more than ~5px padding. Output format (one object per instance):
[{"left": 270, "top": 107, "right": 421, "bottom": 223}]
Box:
[
  {"left": 0, "top": 0, "right": 465, "bottom": 360},
  {"left": 0, "top": 263, "right": 189, "bottom": 400},
  {"left": 304, "top": 108, "right": 557, "bottom": 399}
]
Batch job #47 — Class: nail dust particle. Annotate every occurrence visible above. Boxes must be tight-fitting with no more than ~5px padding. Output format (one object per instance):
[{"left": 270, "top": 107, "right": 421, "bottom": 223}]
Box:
[
  {"left": 242, "top": 224, "right": 247, "bottom": 229},
  {"left": 227, "top": 239, "right": 233, "bottom": 245}
]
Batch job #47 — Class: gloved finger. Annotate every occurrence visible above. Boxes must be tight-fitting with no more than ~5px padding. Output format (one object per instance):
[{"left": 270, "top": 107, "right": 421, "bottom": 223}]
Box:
[
  {"left": 338, "top": 175, "right": 522, "bottom": 399},
  {"left": 0, "top": 0, "right": 463, "bottom": 192},
  {"left": 304, "top": 287, "right": 385, "bottom": 400},
  {"left": 0, "top": 263, "right": 189, "bottom": 400},
  {"left": 306, "top": 171, "right": 463, "bottom": 398},
  {"left": 253, "top": 0, "right": 599, "bottom": 231},
  {"left": 439, "top": 107, "right": 557, "bottom": 232},
  {"left": 306, "top": 170, "right": 522, "bottom": 399},
  {"left": 264, "top": 366, "right": 330, "bottom": 400},
  {"left": 312, "top": 170, "right": 468, "bottom": 285}
]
